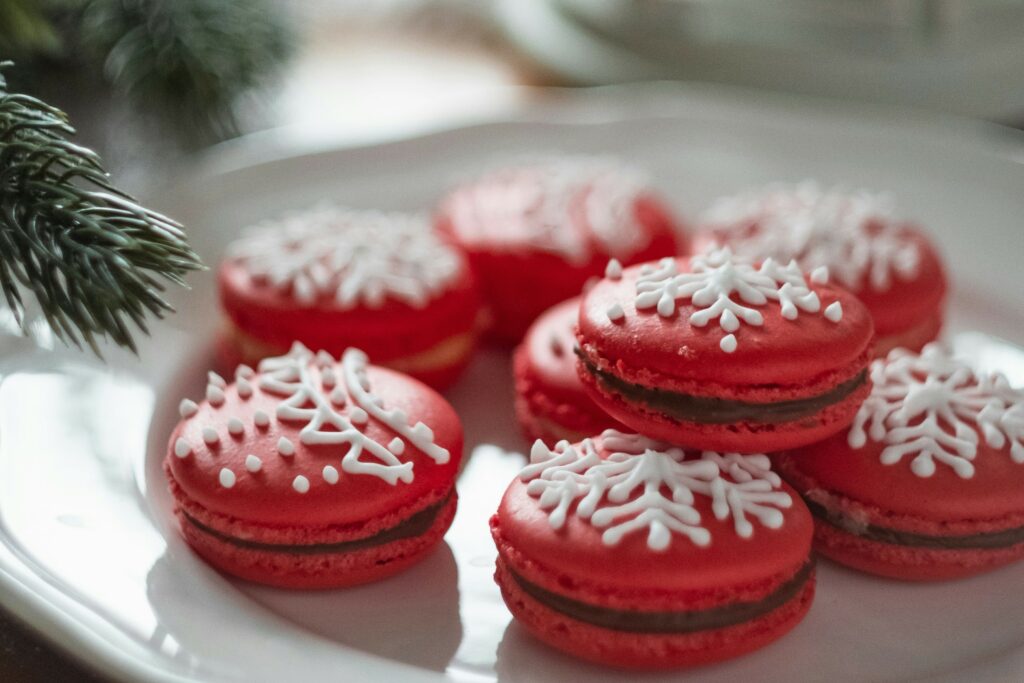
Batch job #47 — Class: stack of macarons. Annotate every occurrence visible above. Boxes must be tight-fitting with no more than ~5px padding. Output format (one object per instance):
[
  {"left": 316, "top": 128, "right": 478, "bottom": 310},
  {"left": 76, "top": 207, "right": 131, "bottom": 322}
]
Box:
[{"left": 164, "top": 166, "right": 1024, "bottom": 672}]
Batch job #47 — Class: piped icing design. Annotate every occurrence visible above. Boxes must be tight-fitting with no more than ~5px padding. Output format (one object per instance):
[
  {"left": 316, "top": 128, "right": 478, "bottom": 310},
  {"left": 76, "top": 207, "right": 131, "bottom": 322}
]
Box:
[
  {"left": 175, "top": 342, "right": 450, "bottom": 490},
  {"left": 520, "top": 430, "right": 792, "bottom": 551},
  {"left": 632, "top": 246, "right": 839, "bottom": 353},
  {"left": 700, "top": 181, "right": 921, "bottom": 292},
  {"left": 226, "top": 205, "right": 463, "bottom": 309},
  {"left": 447, "top": 157, "right": 653, "bottom": 264},
  {"left": 849, "top": 344, "right": 1024, "bottom": 479}
]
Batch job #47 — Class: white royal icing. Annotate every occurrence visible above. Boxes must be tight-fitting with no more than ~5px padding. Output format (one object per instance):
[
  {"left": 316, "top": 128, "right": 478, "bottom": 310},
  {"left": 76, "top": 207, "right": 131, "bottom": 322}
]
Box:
[
  {"left": 448, "top": 157, "right": 653, "bottom": 265},
  {"left": 849, "top": 344, "right": 1024, "bottom": 479},
  {"left": 700, "top": 181, "right": 921, "bottom": 292},
  {"left": 632, "top": 246, "right": 839, "bottom": 352},
  {"left": 226, "top": 205, "right": 463, "bottom": 309},
  {"left": 520, "top": 430, "right": 792, "bottom": 551}
]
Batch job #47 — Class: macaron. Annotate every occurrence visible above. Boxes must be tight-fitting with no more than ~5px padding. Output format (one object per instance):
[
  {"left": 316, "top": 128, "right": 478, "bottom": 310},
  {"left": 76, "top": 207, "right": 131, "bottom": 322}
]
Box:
[
  {"left": 698, "top": 181, "right": 947, "bottom": 356},
  {"left": 513, "top": 296, "right": 626, "bottom": 445},
  {"left": 576, "top": 246, "right": 875, "bottom": 452},
  {"left": 434, "top": 156, "right": 687, "bottom": 344},
  {"left": 775, "top": 343, "right": 1024, "bottom": 581},
  {"left": 165, "top": 343, "right": 463, "bottom": 589},
  {"left": 491, "top": 430, "right": 814, "bottom": 669},
  {"left": 218, "top": 205, "right": 481, "bottom": 389}
]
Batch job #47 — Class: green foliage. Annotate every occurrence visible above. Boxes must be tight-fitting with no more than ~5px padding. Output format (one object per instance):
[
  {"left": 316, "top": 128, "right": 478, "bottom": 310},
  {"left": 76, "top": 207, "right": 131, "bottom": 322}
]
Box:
[
  {"left": 0, "top": 0, "right": 64, "bottom": 57},
  {"left": 81, "top": 0, "right": 295, "bottom": 145},
  {"left": 0, "top": 62, "right": 203, "bottom": 354}
]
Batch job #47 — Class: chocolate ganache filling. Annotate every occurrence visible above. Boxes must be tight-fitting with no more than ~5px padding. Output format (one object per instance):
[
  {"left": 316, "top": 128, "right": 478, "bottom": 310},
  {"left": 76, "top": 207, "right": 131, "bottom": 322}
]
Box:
[
  {"left": 804, "top": 498, "right": 1024, "bottom": 550},
  {"left": 509, "top": 561, "right": 814, "bottom": 634},
  {"left": 183, "top": 492, "right": 452, "bottom": 555},
  {"left": 577, "top": 350, "right": 866, "bottom": 424}
]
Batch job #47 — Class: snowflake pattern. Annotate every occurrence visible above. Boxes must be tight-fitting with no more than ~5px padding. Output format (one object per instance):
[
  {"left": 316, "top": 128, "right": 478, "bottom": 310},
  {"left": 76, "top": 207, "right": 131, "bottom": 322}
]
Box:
[
  {"left": 848, "top": 344, "right": 1024, "bottom": 479},
  {"left": 632, "top": 246, "right": 839, "bottom": 353},
  {"left": 520, "top": 430, "right": 792, "bottom": 551},
  {"left": 700, "top": 181, "right": 920, "bottom": 292},
  {"left": 256, "top": 343, "right": 450, "bottom": 485},
  {"left": 447, "top": 157, "right": 652, "bottom": 265},
  {"left": 227, "top": 205, "right": 463, "bottom": 309}
]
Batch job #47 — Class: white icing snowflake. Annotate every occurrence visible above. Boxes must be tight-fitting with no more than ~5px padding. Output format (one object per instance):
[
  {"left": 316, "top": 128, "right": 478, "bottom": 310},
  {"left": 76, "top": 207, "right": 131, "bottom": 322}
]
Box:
[
  {"left": 447, "top": 157, "right": 652, "bottom": 264},
  {"left": 633, "top": 246, "right": 837, "bottom": 353},
  {"left": 255, "top": 343, "right": 450, "bottom": 485},
  {"left": 700, "top": 181, "right": 920, "bottom": 292},
  {"left": 848, "top": 344, "right": 1024, "bottom": 479},
  {"left": 227, "top": 205, "right": 463, "bottom": 308},
  {"left": 520, "top": 430, "right": 792, "bottom": 551}
]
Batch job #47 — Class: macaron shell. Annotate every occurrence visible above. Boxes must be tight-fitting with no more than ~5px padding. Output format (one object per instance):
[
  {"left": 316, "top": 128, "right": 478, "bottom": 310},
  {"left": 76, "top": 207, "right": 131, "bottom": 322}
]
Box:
[
  {"left": 218, "top": 259, "right": 481, "bottom": 361},
  {"left": 578, "top": 258, "right": 874, "bottom": 391},
  {"left": 522, "top": 298, "right": 587, "bottom": 397},
  {"left": 495, "top": 557, "right": 815, "bottom": 669},
  {"left": 167, "top": 365, "right": 463, "bottom": 528}
]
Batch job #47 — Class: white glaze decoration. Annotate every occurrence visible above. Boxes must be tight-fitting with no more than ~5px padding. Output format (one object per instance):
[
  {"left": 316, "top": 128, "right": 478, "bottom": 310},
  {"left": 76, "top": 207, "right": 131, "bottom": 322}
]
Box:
[
  {"left": 206, "top": 384, "right": 225, "bottom": 407},
  {"left": 520, "top": 430, "right": 791, "bottom": 550},
  {"left": 253, "top": 410, "right": 270, "bottom": 429},
  {"left": 700, "top": 181, "right": 921, "bottom": 292},
  {"left": 226, "top": 205, "right": 463, "bottom": 310},
  {"left": 322, "top": 466, "right": 339, "bottom": 484},
  {"left": 244, "top": 455, "right": 262, "bottom": 473},
  {"left": 292, "top": 476, "right": 310, "bottom": 494},
  {"left": 849, "top": 344, "right": 1024, "bottom": 478},
  {"left": 201, "top": 427, "right": 219, "bottom": 445},
  {"left": 178, "top": 399, "right": 198, "bottom": 418},
  {"left": 606, "top": 303, "right": 624, "bottom": 323},
  {"left": 218, "top": 469, "right": 236, "bottom": 489},
  {"left": 173, "top": 438, "right": 191, "bottom": 459},
  {"left": 227, "top": 418, "right": 244, "bottom": 436}
]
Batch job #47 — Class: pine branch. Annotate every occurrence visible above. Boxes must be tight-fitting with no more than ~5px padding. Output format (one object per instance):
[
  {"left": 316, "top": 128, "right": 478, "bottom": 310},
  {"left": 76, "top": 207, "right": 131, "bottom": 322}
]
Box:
[{"left": 0, "top": 60, "right": 203, "bottom": 355}]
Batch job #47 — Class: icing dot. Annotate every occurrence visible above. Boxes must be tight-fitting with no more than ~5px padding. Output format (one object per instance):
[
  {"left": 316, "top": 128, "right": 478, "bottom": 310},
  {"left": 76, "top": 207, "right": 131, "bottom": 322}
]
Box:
[
  {"left": 208, "top": 372, "right": 227, "bottom": 388},
  {"left": 349, "top": 407, "right": 368, "bottom": 425},
  {"left": 605, "top": 258, "right": 623, "bottom": 280},
  {"left": 277, "top": 437, "right": 295, "bottom": 457},
  {"left": 253, "top": 410, "right": 270, "bottom": 428},
  {"left": 227, "top": 417, "right": 245, "bottom": 436},
  {"left": 178, "top": 399, "right": 198, "bottom": 418},
  {"left": 322, "top": 465, "right": 339, "bottom": 484},
  {"left": 237, "top": 378, "right": 253, "bottom": 399},
  {"left": 218, "top": 468, "right": 236, "bottom": 488},
  {"left": 173, "top": 438, "right": 191, "bottom": 458},
  {"left": 245, "top": 454, "right": 262, "bottom": 472},
  {"left": 330, "top": 387, "right": 346, "bottom": 406},
  {"left": 235, "top": 364, "right": 255, "bottom": 380},
  {"left": 206, "top": 384, "right": 226, "bottom": 406},
  {"left": 202, "top": 427, "right": 219, "bottom": 445},
  {"left": 825, "top": 301, "right": 843, "bottom": 322},
  {"left": 292, "top": 475, "right": 310, "bottom": 493},
  {"left": 810, "top": 266, "right": 830, "bottom": 284},
  {"left": 606, "top": 303, "right": 625, "bottom": 323},
  {"left": 388, "top": 437, "right": 405, "bottom": 455},
  {"left": 720, "top": 334, "right": 738, "bottom": 353}
]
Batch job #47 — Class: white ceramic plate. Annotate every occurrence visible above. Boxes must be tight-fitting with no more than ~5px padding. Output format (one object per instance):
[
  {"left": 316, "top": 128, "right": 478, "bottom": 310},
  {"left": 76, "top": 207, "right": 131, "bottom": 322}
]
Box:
[{"left": 2, "top": 86, "right": 1024, "bottom": 683}]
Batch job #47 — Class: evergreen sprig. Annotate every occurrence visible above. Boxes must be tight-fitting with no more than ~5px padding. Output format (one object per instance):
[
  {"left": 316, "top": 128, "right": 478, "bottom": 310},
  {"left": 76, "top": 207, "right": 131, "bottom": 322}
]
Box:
[{"left": 0, "top": 61, "right": 203, "bottom": 355}]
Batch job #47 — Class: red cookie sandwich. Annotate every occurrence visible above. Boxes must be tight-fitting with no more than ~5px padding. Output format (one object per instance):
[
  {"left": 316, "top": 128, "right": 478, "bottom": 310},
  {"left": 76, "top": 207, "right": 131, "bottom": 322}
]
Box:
[
  {"left": 165, "top": 343, "right": 462, "bottom": 588},
  {"left": 698, "top": 182, "right": 947, "bottom": 355},
  {"left": 218, "top": 205, "right": 481, "bottom": 388},
  {"left": 434, "top": 156, "right": 687, "bottom": 344},
  {"left": 576, "top": 247, "right": 875, "bottom": 452},
  {"left": 513, "top": 296, "right": 626, "bottom": 445},
  {"left": 775, "top": 344, "right": 1024, "bottom": 581},
  {"left": 491, "top": 430, "right": 814, "bottom": 669}
]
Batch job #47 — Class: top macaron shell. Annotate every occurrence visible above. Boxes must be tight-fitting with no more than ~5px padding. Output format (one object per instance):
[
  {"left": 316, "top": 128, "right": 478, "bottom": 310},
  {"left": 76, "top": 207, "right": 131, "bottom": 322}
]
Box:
[
  {"left": 167, "top": 362, "right": 463, "bottom": 528},
  {"left": 577, "top": 257, "right": 874, "bottom": 395},
  {"left": 218, "top": 252, "right": 480, "bottom": 362}
]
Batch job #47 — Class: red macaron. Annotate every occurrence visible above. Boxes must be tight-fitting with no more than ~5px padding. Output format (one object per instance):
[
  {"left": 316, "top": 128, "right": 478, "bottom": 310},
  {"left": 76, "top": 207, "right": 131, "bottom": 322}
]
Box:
[
  {"left": 775, "top": 344, "right": 1024, "bottom": 581},
  {"left": 576, "top": 247, "right": 875, "bottom": 452},
  {"left": 218, "top": 205, "right": 481, "bottom": 389},
  {"left": 434, "top": 156, "right": 687, "bottom": 344},
  {"left": 165, "top": 343, "right": 463, "bottom": 589},
  {"left": 513, "top": 296, "right": 626, "bottom": 445},
  {"left": 491, "top": 430, "right": 815, "bottom": 669},
  {"left": 698, "top": 181, "right": 947, "bottom": 356}
]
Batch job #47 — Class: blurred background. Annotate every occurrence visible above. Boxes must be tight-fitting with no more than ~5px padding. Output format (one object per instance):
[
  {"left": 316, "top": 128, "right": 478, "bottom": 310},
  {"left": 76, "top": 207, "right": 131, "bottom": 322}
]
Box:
[
  {"left": 3, "top": 0, "right": 1024, "bottom": 190},
  {"left": 1, "top": 1, "right": 1023, "bottom": 680}
]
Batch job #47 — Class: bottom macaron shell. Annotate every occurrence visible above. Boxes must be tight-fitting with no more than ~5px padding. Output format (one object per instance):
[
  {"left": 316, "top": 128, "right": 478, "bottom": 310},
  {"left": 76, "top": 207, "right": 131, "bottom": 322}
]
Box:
[
  {"left": 808, "top": 519, "right": 1024, "bottom": 582},
  {"left": 872, "top": 311, "right": 942, "bottom": 358},
  {"left": 494, "top": 558, "right": 815, "bottom": 669},
  {"left": 578, "top": 367, "right": 872, "bottom": 453},
  {"left": 177, "top": 495, "right": 458, "bottom": 589}
]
